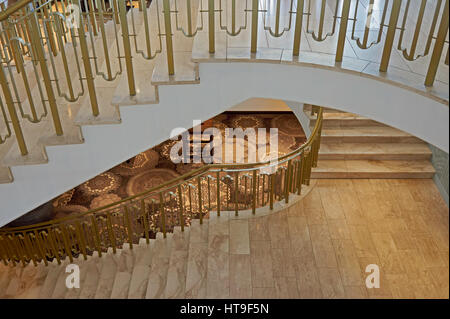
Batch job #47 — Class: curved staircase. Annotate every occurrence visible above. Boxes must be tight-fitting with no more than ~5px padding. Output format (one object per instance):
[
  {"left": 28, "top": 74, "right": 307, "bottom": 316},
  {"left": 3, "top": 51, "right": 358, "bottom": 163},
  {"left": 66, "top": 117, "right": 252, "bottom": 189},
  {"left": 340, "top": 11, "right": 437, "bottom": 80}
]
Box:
[{"left": 304, "top": 106, "right": 436, "bottom": 179}]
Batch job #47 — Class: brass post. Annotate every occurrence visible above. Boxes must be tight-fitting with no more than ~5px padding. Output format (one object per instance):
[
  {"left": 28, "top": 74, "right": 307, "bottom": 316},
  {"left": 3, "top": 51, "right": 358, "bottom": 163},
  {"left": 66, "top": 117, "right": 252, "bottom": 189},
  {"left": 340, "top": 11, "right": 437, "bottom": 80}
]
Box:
[
  {"left": 250, "top": 0, "right": 258, "bottom": 53},
  {"left": 270, "top": 173, "right": 274, "bottom": 210},
  {"left": 252, "top": 170, "right": 257, "bottom": 214},
  {"left": 177, "top": 185, "right": 185, "bottom": 232},
  {"left": 208, "top": 0, "right": 215, "bottom": 53},
  {"left": 159, "top": 193, "right": 167, "bottom": 238},
  {"left": 425, "top": 0, "right": 449, "bottom": 86},
  {"left": 198, "top": 176, "right": 203, "bottom": 224},
  {"left": 28, "top": 12, "right": 64, "bottom": 135},
  {"left": 380, "top": 0, "right": 402, "bottom": 72},
  {"left": 216, "top": 171, "right": 221, "bottom": 216},
  {"left": 335, "top": 0, "right": 351, "bottom": 62},
  {"left": 163, "top": 0, "right": 175, "bottom": 75},
  {"left": 293, "top": 0, "right": 304, "bottom": 56},
  {"left": 285, "top": 160, "right": 292, "bottom": 203},
  {"left": 90, "top": 216, "right": 102, "bottom": 257},
  {"left": 234, "top": 171, "right": 239, "bottom": 216},
  {"left": 141, "top": 199, "right": 150, "bottom": 243},
  {"left": 124, "top": 206, "right": 134, "bottom": 250},
  {"left": 76, "top": 0, "right": 99, "bottom": 116},
  {"left": 0, "top": 65, "right": 28, "bottom": 155}
]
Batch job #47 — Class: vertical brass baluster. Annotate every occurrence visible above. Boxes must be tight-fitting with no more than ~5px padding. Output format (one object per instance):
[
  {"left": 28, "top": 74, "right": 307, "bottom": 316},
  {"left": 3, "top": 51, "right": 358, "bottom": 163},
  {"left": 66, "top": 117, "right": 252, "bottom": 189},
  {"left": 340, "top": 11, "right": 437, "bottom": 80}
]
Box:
[
  {"left": 75, "top": 221, "right": 87, "bottom": 259},
  {"left": 22, "top": 233, "right": 37, "bottom": 266},
  {"left": 0, "top": 235, "right": 9, "bottom": 265},
  {"left": 0, "top": 64, "right": 28, "bottom": 155},
  {"left": 336, "top": 0, "right": 350, "bottom": 62},
  {"left": 216, "top": 171, "right": 221, "bottom": 216},
  {"left": 5, "top": 235, "right": 17, "bottom": 266},
  {"left": 234, "top": 171, "right": 239, "bottom": 216},
  {"left": 198, "top": 176, "right": 203, "bottom": 224},
  {"left": 76, "top": 0, "right": 99, "bottom": 116},
  {"left": 207, "top": 176, "right": 212, "bottom": 211},
  {"left": 124, "top": 206, "right": 134, "bottom": 250},
  {"left": 10, "top": 235, "right": 26, "bottom": 266},
  {"left": 88, "top": 0, "right": 98, "bottom": 36},
  {"left": 57, "top": 226, "right": 72, "bottom": 263},
  {"left": 285, "top": 160, "right": 292, "bottom": 203},
  {"left": 48, "top": 229, "right": 62, "bottom": 264},
  {"left": 208, "top": 0, "right": 215, "bottom": 53},
  {"left": 188, "top": 184, "right": 193, "bottom": 215},
  {"left": 118, "top": 0, "right": 136, "bottom": 95},
  {"left": 250, "top": 0, "right": 258, "bottom": 53},
  {"left": 140, "top": 0, "right": 152, "bottom": 58},
  {"left": 141, "top": 199, "right": 150, "bottom": 243},
  {"left": 53, "top": 12, "right": 75, "bottom": 100},
  {"left": 296, "top": 157, "right": 303, "bottom": 195},
  {"left": 33, "top": 230, "right": 48, "bottom": 266},
  {"left": 90, "top": 216, "right": 102, "bottom": 257},
  {"left": 106, "top": 213, "right": 117, "bottom": 254},
  {"left": 293, "top": 0, "right": 304, "bottom": 56},
  {"left": 28, "top": 11, "right": 64, "bottom": 135},
  {"left": 163, "top": 0, "right": 175, "bottom": 75},
  {"left": 177, "top": 185, "right": 185, "bottom": 232},
  {"left": 96, "top": 0, "right": 113, "bottom": 80},
  {"left": 0, "top": 3, "right": 19, "bottom": 67},
  {"left": 252, "top": 170, "right": 257, "bottom": 214},
  {"left": 269, "top": 173, "right": 274, "bottom": 210},
  {"left": 425, "top": 0, "right": 449, "bottom": 86},
  {"left": 41, "top": 0, "right": 58, "bottom": 56},
  {"left": 380, "top": 0, "right": 402, "bottom": 72},
  {"left": 159, "top": 193, "right": 167, "bottom": 238},
  {"left": 113, "top": 0, "right": 120, "bottom": 24}
]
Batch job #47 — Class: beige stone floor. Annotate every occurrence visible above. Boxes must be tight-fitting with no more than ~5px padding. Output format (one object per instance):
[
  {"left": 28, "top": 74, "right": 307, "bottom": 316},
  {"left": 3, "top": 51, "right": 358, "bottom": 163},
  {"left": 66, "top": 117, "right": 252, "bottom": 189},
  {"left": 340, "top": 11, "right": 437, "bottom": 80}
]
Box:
[{"left": 233, "top": 178, "right": 449, "bottom": 299}]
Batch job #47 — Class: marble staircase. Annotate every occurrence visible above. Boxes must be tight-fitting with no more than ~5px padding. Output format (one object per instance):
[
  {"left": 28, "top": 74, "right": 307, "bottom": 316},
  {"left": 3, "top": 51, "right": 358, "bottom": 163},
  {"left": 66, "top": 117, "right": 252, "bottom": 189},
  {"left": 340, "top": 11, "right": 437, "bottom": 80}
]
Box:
[
  {"left": 304, "top": 106, "right": 436, "bottom": 179},
  {"left": 0, "top": 213, "right": 239, "bottom": 299}
]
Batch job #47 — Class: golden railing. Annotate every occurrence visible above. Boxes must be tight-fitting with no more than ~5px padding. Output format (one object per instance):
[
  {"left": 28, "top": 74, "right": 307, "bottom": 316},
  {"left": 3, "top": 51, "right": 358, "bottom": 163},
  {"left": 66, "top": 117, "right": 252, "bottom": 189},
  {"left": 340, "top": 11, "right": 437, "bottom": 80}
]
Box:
[
  {"left": 0, "top": 106, "right": 323, "bottom": 267},
  {"left": 0, "top": 0, "right": 448, "bottom": 159},
  {"left": 0, "top": 1, "right": 448, "bottom": 265}
]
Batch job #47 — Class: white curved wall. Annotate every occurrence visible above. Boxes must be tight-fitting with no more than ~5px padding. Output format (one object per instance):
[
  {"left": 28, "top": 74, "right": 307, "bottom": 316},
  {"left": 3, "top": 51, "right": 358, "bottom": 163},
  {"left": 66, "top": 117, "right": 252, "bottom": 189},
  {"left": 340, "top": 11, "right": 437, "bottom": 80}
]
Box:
[{"left": 0, "top": 62, "right": 448, "bottom": 227}]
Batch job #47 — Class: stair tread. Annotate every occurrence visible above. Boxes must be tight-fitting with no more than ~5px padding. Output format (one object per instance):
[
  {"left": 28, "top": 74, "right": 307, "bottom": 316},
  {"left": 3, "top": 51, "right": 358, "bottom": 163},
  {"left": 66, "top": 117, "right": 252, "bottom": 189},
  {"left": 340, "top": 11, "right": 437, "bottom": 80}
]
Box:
[
  {"left": 111, "top": 56, "right": 158, "bottom": 106},
  {"left": 128, "top": 242, "right": 154, "bottom": 299},
  {"left": 151, "top": 51, "right": 199, "bottom": 85},
  {"left": 74, "top": 87, "right": 121, "bottom": 125},
  {"left": 312, "top": 159, "right": 435, "bottom": 178},
  {"left": 321, "top": 126, "right": 414, "bottom": 137},
  {"left": 164, "top": 228, "right": 190, "bottom": 299},
  {"left": 319, "top": 142, "right": 432, "bottom": 155},
  {"left": 145, "top": 233, "right": 173, "bottom": 299},
  {"left": 185, "top": 220, "right": 208, "bottom": 299}
]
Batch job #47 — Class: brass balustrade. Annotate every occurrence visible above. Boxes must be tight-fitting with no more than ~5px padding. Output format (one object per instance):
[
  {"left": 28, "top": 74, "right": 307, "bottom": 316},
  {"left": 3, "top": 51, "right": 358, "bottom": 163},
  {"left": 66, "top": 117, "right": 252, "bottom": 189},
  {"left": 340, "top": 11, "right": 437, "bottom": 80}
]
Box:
[
  {"left": 0, "top": 0, "right": 448, "bottom": 155},
  {"left": 0, "top": 107, "right": 323, "bottom": 266},
  {"left": 0, "top": 0, "right": 448, "bottom": 265}
]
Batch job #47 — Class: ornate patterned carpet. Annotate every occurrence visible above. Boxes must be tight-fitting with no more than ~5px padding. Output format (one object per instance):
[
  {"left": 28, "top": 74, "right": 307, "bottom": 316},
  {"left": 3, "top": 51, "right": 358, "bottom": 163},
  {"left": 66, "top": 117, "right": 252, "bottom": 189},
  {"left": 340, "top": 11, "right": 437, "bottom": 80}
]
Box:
[{"left": 51, "top": 112, "right": 306, "bottom": 220}]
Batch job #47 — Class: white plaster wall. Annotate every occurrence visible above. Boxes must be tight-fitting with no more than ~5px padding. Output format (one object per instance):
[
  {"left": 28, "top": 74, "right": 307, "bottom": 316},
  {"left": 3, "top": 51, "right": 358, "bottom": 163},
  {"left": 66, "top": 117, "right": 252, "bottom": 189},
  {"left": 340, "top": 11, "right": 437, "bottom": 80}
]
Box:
[{"left": 0, "top": 62, "right": 448, "bottom": 226}]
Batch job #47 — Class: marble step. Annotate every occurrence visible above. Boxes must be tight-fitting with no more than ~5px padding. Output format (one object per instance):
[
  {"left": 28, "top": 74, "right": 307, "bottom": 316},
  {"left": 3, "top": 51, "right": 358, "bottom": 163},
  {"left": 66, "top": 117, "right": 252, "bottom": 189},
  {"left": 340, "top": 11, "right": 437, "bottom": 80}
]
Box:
[
  {"left": 206, "top": 212, "right": 230, "bottom": 299},
  {"left": 319, "top": 142, "right": 432, "bottom": 160},
  {"left": 39, "top": 259, "right": 69, "bottom": 299},
  {"left": 151, "top": 51, "right": 200, "bottom": 86},
  {"left": 185, "top": 219, "right": 209, "bottom": 299},
  {"left": 164, "top": 226, "right": 191, "bottom": 299},
  {"left": 127, "top": 239, "right": 155, "bottom": 299},
  {"left": 110, "top": 244, "right": 135, "bottom": 299},
  {"left": 94, "top": 248, "right": 121, "bottom": 299},
  {"left": 145, "top": 232, "right": 174, "bottom": 299},
  {"left": 309, "top": 112, "right": 382, "bottom": 127},
  {"left": 320, "top": 126, "right": 421, "bottom": 143},
  {"left": 311, "top": 159, "right": 436, "bottom": 179}
]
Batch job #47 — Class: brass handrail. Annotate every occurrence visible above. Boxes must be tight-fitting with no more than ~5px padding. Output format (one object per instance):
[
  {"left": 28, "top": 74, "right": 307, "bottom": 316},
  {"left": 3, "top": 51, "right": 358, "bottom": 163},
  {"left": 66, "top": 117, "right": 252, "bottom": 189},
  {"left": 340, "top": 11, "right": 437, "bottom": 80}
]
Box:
[{"left": 0, "top": 109, "right": 323, "bottom": 266}]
